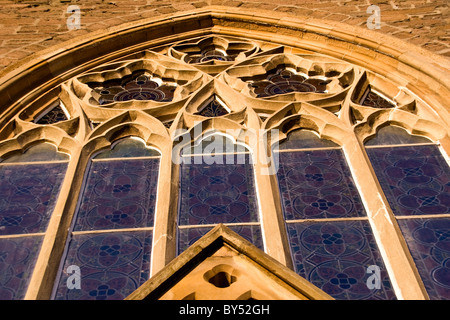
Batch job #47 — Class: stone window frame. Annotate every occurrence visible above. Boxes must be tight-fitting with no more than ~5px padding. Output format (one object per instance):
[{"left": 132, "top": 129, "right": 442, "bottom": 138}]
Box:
[{"left": 0, "top": 7, "right": 448, "bottom": 300}]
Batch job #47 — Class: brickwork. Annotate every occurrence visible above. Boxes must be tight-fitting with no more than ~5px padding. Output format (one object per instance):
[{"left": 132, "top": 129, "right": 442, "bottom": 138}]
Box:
[{"left": 0, "top": 0, "right": 448, "bottom": 70}]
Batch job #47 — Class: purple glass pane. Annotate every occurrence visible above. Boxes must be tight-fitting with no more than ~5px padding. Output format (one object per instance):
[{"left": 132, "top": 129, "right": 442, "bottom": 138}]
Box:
[
  {"left": 73, "top": 159, "right": 160, "bottom": 231},
  {"left": 397, "top": 218, "right": 450, "bottom": 300},
  {"left": 276, "top": 149, "right": 367, "bottom": 220},
  {"left": 0, "top": 236, "right": 43, "bottom": 300},
  {"left": 54, "top": 231, "right": 152, "bottom": 300},
  {"left": 178, "top": 154, "right": 259, "bottom": 225},
  {"left": 178, "top": 225, "right": 263, "bottom": 254},
  {"left": 367, "top": 145, "right": 450, "bottom": 216},
  {"left": 0, "top": 163, "right": 68, "bottom": 235},
  {"left": 287, "top": 220, "right": 396, "bottom": 300}
]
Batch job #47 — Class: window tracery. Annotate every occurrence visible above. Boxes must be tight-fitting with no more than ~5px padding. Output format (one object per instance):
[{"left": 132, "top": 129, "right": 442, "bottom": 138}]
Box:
[{"left": 0, "top": 27, "right": 448, "bottom": 301}]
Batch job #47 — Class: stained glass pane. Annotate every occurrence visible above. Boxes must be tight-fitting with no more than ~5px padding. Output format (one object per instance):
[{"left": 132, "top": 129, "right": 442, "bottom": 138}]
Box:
[
  {"left": 0, "top": 162, "right": 68, "bottom": 235},
  {"left": 397, "top": 218, "right": 450, "bottom": 300},
  {"left": 360, "top": 86, "right": 395, "bottom": 109},
  {"left": 365, "top": 126, "right": 432, "bottom": 146},
  {"left": 0, "top": 236, "right": 43, "bottom": 300},
  {"left": 35, "top": 104, "right": 68, "bottom": 124},
  {"left": 53, "top": 231, "right": 152, "bottom": 300},
  {"left": 178, "top": 225, "right": 263, "bottom": 254},
  {"left": 182, "top": 134, "right": 248, "bottom": 156},
  {"left": 276, "top": 149, "right": 367, "bottom": 220},
  {"left": 248, "top": 65, "right": 330, "bottom": 97},
  {"left": 196, "top": 98, "right": 230, "bottom": 117},
  {"left": 73, "top": 158, "right": 160, "bottom": 231},
  {"left": 91, "top": 72, "right": 176, "bottom": 105},
  {"left": 366, "top": 145, "right": 450, "bottom": 216},
  {"left": 287, "top": 220, "right": 396, "bottom": 300},
  {"left": 94, "top": 138, "right": 160, "bottom": 159},
  {"left": 276, "top": 130, "right": 339, "bottom": 150},
  {"left": 178, "top": 154, "right": 259, "bottom": 225},
  {"left": 1, "top": 143, "right": 69, "bottom": 163}
]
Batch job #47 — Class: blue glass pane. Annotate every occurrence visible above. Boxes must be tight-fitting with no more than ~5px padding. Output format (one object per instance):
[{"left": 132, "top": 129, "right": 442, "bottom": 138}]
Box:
[
  {"left": 178, "top": 225, "right": 263, "bottom": 254},
  {"left": 0, "top": 236, "right": 43, "bottom": 300},
  {"left": 366, "top": 145, "right": 450, "bottom": 216},
  {"left": 54, "top": 231, "right": 152, "bottom": 300},
  {"left": 178, "top": 154, "right": 259, "bottom": 225},
  {"left": 73, "top": 158, "right": 160, "bottom": 231},
  {"left": 0, "top": 162, "right": 68, "bottom": 235},
  {"left": 276, "top": 130, "right": 339, "bottom": 150},
  {"left": 94, "top": 138, "right": 160, "bottom": 159},
  {"left": 276, "top": 149, "right": 366, "bottom": 220},
  {"left": 1, "top": 143, "right": 69, "bottom": 163},
  {"left": 287, "top": 220, "right": 396, "bottom": 300},
  {"left": 397, "top": 218, "right": 450, "bottom": 300},
  {"left": 365, "top": 126, "right": 432, "bottom": 146}
]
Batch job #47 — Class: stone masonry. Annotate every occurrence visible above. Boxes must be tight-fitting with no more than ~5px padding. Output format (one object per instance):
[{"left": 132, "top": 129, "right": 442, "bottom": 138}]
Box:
[{"left": 0, "top": 0, "right": 448, "bottom": 71}]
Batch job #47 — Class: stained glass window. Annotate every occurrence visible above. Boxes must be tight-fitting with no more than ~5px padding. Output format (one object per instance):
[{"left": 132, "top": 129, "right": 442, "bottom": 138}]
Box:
[
  {"left": 34, "top": 102, "right": 69, "bottom": 125},
  {"left": 177, "top": 133, "right": 263, "bottom": 253},
  {"left": 0, "top": 143, "right": 68, "bottom": 299},
  {"left": 360, "top": 86, "right": 396, "bottom": 109},
  {"left": 90, "top": 71, "right": 177, "bottom": 105},
  {"left": 195, "top": 96, "right": 230, "bottom": 117},
  {"left": 53, "top": 138, "right": 160, "bottom": 300},
  {"left": 275, "top": 129, "right": 396, "bottom": 299},
  {"left": 246, "top": 65, "right": 332, "bottom": 98},
  {"left": 365, "top": 125, "right": 450, "bottom": 299}
]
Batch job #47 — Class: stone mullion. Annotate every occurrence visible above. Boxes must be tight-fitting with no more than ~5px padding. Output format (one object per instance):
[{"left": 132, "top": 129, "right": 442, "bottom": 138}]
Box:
[
  {"left": 149, "top": 144, "right": 178, "bottom": 276},
  {"left": 253, "top": 137, "right": 293, "bottom": 269},
  {"left": 342, "top": 134, "right": 428, "bottom": 300},
  {"left": 24, "top": 145, "right": 84, "bottom": 300}
]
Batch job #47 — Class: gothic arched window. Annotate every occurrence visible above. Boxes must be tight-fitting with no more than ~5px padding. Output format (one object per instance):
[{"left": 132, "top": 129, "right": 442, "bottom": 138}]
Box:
[
  {"left": 365, "top": 125, "right": 450, "bottom": 300},
  {"left": 53, "top": 138, "right": 160, "bottom": 300},
  {"left": 177, "top": 132, "right": 263, "bottom": 254},
  {"left": 0, "top": 9, "right": 448, "bottom": 300},
  {"left": 0, "top": 143, "right": 68, "bottom": 299},
  {"left": 275, "top": 129, "right": 396, "bottom": 300}
]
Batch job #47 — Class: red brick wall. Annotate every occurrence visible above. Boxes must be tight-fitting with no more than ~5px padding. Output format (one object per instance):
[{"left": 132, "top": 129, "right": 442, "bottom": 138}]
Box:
[{"left": 0, "top": 0, "right": 448, "bottom": 70}]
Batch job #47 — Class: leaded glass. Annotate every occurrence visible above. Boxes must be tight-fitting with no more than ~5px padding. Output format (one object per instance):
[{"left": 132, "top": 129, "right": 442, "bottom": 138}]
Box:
[
  {"left": 35, "top": 104, "right": 68, "bottom": 125},
  {"left": 0, "top": 162, "right": 68, "bottom": 235},
  {"left": 54, "top": 231, "right": 152, "bottom": 300},
  {"left": 91, "top": 72, "right": 176, "bottom": 105},
  {"left": 286, "top": 220, "right": 396, "bottom": 300},
  {"left": 0, "top": 236, "right": 43, "bottom": 300},
  {"left": 365, "top": 126, "right": 432, "bottom": 146},
  {"left": 276, "top": 149, "right": 366, "bottom": 219},
  {"left": 248, "top": 65, "right": 331, "bottom": 98},
  {"left": 195, "top": 97, "right": 230, "bottom": 117},
  {"left": 73, "top": 158, "right": 160, "bottom": 231},
  {"left": 1, "top": 143, "right": 69, "bottom": 163},
  {"left": 93, "top": 138, "right": 160, "bottom": 159},
  {"left": 397, "top": 218, "right": 450, "bottom": 300},
  {"left": 360, "top": 86, "right": 395, "bottom": 109},
  {"left": 276, "top": 130, "right": 339, "bottom": 150},
  {"left": 178, "top": 154, "right": 258, "bottom": 225},
  {"left": 366, "top": 145, "right": 450, "bottom": 216}
]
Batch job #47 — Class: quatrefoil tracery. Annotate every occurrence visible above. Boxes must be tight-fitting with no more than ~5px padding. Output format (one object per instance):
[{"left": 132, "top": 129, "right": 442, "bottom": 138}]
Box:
[{"left": 1, "top": 35, "right": 440, "bottom": 145}]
